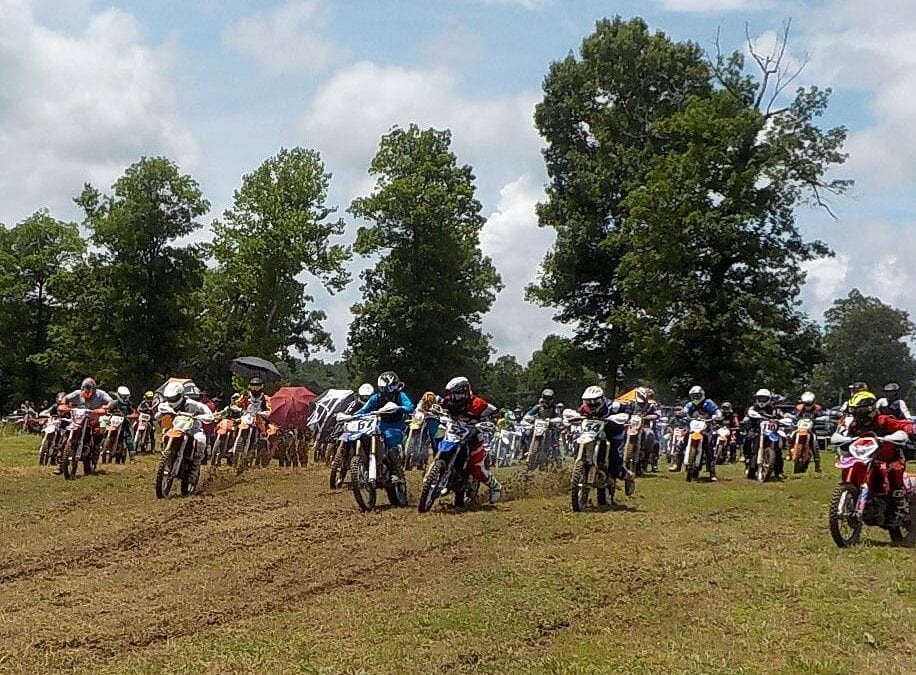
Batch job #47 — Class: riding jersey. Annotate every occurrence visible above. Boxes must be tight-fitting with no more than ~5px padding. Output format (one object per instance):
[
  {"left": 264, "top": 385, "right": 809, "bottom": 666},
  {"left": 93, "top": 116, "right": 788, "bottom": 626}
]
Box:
[
  {"left": 237, "top": 392, "right": 271, "bottom": 413},
  {"left": 876, "top": 398, "right": 911, "bottom": 420},
  {"left": 64, "top": 389, "right": 112, "bottom": 410},
  {"left": 683, "top": 398, "right": 719, "bottom": 419}
]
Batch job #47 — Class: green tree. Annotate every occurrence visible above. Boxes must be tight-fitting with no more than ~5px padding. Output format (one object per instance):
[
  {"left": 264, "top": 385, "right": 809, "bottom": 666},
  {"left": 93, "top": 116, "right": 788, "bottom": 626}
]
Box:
[
  {"left": 278, "top": 357, "right": 350, "bottom": 393},
  {"left": 345, "top": 125, "right": 502, "bottom": 396},
  {"left": 0, "top": 211, "right": 85, "bottom": 404},
  {"left": 195, "top": 147, "right": 350, "bottom": 392},
  {"left": 812, "top": 289, "right": 916, "bottom": 405},
  {"left": 480, "top": 354, "right": 527, "bottom": 408},
  {"left": 42, "top": 157, "right": 209, "bottom": 393},
  {"left": 525, "top": 335, "right": 600, "bottom": 408},
  {"left": 528, "top": 17, "right": 713, "bottom": 393}
]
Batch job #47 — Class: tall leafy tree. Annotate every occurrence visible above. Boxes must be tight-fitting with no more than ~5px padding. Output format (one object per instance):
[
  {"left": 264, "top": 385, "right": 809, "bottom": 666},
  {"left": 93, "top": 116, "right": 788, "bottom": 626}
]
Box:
[
  {"left": 528, "top": 17, "right": 713, "bottom": 394},
  {"left": 812, "top": 289, "right": 916, "bottom": 405},
  {"left": 480, "top": 354, "right": 527, "bottom": 408},
  {"left": 614, "top": 24, "right": 847, "bottom": 400},
  {"left": 195, "top": 147, "right": 350, "bottom": 393},
  {"left": 0, "top": 211, "right": 84, "bottom": 403},
  {"left": 345, "top": 125, "right": 502, "bottom": 395},
  {"left": 43, "top": 157, "right": 209, "bottom": 392},
  {"left": 525, "top": 335, "right": 600, "bottom": 408}
]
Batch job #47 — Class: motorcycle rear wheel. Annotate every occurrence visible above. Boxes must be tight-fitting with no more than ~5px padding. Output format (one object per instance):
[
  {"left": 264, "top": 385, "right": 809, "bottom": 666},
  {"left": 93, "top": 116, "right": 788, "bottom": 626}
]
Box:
[{"left": 829, "top": 483, "right": 862, "bottom": 548}]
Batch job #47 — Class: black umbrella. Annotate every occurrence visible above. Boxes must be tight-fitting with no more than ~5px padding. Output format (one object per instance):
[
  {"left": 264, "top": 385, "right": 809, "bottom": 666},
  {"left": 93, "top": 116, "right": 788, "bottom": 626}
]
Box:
[{"left": 230, "top": 356, "right": 281, "bottom": 382}]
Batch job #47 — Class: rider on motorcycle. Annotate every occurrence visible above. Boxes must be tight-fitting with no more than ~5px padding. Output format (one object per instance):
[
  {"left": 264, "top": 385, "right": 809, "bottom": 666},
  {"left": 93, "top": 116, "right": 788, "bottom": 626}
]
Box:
[
  {"left": 439, "top": 376, "right": 502, "bottom": 503},
  {"left": 793, "top": 391, "right": 823, "bottom": 472},
  {"left": 136, "top": 390, "right": 159, "bottom": 453},
  {"left": 353, "top": 371, "right": 415, "bottom": 481},
  {"left": 214, "top": 393, "right": 244, "bottom": 419},
  {"left": 579, "top": 386, "right": 636, "bottom": 496},
  {"left": 61, "top": 378, "right": 112, "bottom": 456},
  {"left": 526, "top": 389, "right": 555, "bottom": 419},
  {"left": 105, "top": 386, "right": 137, "bottom": 462},
  {"left": 670, "top": 385, "right": 721, "bottom": 481},
  {"left": 631, "top": 386, "right": 660, "bottom": 472},
  {"left": 844, "top": 391, "right": 912, "bottom": 525},
  {"left": 720, "top": 402, "right": 741, "bottom": 463},
  {"left": 877, "top": 382, "right": 911, "bottom": 420},
  {"left": 156, "top": 381, "right": 210, "bottom": 471},
  {"left": 741, "top": 388, "right": 785, "bottom": 478}
]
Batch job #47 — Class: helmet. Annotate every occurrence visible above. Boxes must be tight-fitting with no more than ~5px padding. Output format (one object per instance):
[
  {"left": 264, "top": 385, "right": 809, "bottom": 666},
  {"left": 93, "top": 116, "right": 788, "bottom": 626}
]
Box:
[
  {"left": 883, "top": 382, "right": 900, "bottom": 400},
  {"left": 541, "top": 388, "right": 555, "bottom": 402},
  {"left": 231, "top": 392, "right": 242, "bottom": 402},
  {"left": 445, "top": 376, "right": 472, "bottom": 406},
  {"left": 555, "top": 402, "right": 565, "bottom": 412},
  {"left": 849, "top": 391, "right": 877, "bottom": 424},
  {"left": 562, "top": 407, "right": 578, "bottom": 422},
  {"left": 377, "top": 371, "right": 400, "bottom": 394},
  {"left": 721, "top": 401, "right": 733, "bottom": 414},
  {"left": 116, "top": 386, "right": 131, "bottom": 401},
  {"left": 358, "top": 383, "right": 374, "bottom": 401},
  {"left": 688, "top": 385, "right": 704, "bottom": 402},
  {"left": 581, "top": 385, "right": 606, "bottom": 416},
  {"left": 635, "top": 386, "right": 650, "bottom": 403},
  {"left": 163, "top": 381, "right": 184, "bottom": 408},
  {"left": 249, "top": 377, "right": 263, "bottom": 395},
  {"left": 144, "top": 390, "right": 154, "bottom": 400},
  {"left": 755, "top": 388, "right": 772, "bottom": 405},
  {"left": 800, "top": 391, "right": 815, "bottom": 405}
]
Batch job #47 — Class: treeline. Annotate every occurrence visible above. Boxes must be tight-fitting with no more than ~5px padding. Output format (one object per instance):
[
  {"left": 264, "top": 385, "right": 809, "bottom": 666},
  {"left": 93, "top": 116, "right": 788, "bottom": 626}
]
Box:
[{"left": 2, "top": 16, "right": 915, "bottom": 411}]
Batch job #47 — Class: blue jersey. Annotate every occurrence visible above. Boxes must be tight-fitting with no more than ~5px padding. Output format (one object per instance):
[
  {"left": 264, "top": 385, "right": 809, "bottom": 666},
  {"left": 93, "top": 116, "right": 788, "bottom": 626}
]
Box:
[
  {"left": 355, "top": 391, "right": 415, "bottom": 430},
  {"left": 683, "top": 398, "right": 719, "bottom": 419}
]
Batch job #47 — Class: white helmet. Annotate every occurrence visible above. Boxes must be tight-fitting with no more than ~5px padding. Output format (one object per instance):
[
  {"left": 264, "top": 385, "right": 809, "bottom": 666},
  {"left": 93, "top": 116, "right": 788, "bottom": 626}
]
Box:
[
  {"left": 635, "top": 386, "right": 650, "bottom": 403},
  {"left": 755, "top": 388, "right": 772, "bottom": 404},
  {"left": 357, "top": 383, "right": 374, "bottom": 400},
  {"left": 562, "top": 407, "right": 579, "bottom": 422},
  {"left": 163, "top": 381, "right": 184, "bottom": 407},
  {"left": 800, "top": 391, "right": 815, "bottom": 405},
  {"left": 581, "top": 385, "right": 604, "bottom": 401},
  {"left": 116, "top": 386, "right": 131, "bottom": 401},
  {"left": 688, "top": 385, "right": 704, "bottom": 401}
]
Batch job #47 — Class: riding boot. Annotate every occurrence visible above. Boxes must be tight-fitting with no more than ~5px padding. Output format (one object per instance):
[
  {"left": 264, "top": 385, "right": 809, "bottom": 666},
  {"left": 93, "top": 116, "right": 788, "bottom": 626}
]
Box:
[
  {"left": 812, "top": 444, "right": 822, "bottom": 473},
  {"left": 487, "top": 475, "right": 503, "bottom": 503},
  {"left": 892, "top": 490, "right": 908, "bottom": 525},
  {"left": 387, "top": 449, "right": 403, "bottom": 483}
]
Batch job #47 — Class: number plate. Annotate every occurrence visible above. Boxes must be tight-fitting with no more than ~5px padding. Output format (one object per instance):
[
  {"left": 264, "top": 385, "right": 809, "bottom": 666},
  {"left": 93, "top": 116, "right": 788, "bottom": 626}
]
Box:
[
  {"left": 582, "top": 419, "right": 604, "bottom": 434},
  {"left": 345, "top": 418, "right": 376, "bottom": 434}
]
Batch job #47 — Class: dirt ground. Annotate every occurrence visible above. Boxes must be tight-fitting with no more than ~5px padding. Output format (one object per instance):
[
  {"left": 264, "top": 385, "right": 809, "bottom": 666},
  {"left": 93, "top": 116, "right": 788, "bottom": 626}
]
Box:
[{"left": 0, "top": 436, "right": 913, "bottom": 674}]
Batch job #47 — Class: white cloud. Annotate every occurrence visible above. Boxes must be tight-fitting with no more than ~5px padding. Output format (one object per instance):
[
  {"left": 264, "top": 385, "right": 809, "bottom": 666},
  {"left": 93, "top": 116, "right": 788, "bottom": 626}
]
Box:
[
  {"left": 222, "top": 0, "right": 339, "bottom": 74},
  {"left": 654, "top": 0, "right": 772, "bottom": 12},
  {"left": 480, "top": 175, "right": 563, "bottom": 361},
  {"left": 0, "top": 0, "right": 198, "bottom": 225},
  {"left": 470, "top": 0, "right": 551, "bottom": 8}
]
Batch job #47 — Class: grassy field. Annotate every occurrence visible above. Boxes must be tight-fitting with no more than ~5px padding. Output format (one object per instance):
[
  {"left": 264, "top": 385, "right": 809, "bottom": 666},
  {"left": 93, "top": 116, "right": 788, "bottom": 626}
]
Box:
[{"left": 0, "top": 432, "right": 913, "bottom": 674}]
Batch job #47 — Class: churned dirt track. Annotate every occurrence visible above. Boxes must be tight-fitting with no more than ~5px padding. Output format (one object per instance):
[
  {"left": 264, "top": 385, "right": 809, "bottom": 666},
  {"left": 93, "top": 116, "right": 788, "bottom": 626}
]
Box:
[{"left": 1, "top": 439, "right": 914, "bottom": 674}]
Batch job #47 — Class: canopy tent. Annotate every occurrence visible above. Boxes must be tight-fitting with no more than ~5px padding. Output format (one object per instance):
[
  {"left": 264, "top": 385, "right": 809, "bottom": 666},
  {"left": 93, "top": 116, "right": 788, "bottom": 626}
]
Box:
[
  {"left": 307, "top": 389, "right": 355, "bottom": 444},
  {"left": 615, "top": 387, "right": 658, "bottom": 404}
]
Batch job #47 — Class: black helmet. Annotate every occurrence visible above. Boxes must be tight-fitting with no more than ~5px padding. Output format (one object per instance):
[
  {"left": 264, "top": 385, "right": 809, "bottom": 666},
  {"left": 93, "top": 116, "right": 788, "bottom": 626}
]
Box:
[
  {"left": 883, "top": 382, "right": 900, "bottom": 400},
  {"left": 249, "top": 377, "right": 263, "bottom": 395}
]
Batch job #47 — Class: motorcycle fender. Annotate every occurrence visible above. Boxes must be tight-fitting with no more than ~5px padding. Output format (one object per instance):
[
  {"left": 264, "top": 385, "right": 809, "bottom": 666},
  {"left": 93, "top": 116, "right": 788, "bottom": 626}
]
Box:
[
  {"left": 766, "top": 432, "right": 781, "bottom": 443},
  {"left": 437, "top": 441, "right": 459, "bottom": 454},
  {"left": 690, "top": 432, "right": 703, "bottom": 441},
  {"left": 165, "top": 428, "right": 184, "bottom": 439}
]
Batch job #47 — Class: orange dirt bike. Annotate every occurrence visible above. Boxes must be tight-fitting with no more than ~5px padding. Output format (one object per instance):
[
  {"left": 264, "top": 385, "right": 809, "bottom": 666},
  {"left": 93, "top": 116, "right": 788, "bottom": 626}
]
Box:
[
  {"left": 211, "top": 416, "right": 238, "bottom": 466},
  {"left": 231, "top": 410, "right": 270, "bottom": 472},
  {"left": 155, "top": 409, "right": 211, "bottom": 498},
  {"left": 789, "top": 417, "right": 816, "bottom": 474},
  {"left": 100, "top": 412, "right": 134, "bottom": 464},
  {"left": 58, "top": 406, "right": 105, "bottom": 480}
]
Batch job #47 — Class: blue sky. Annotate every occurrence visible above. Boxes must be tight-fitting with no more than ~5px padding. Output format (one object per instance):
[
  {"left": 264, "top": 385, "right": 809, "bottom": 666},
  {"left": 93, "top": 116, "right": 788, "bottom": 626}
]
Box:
[{"left": 2, "top": 0, "right": 913, "bottom": 363}]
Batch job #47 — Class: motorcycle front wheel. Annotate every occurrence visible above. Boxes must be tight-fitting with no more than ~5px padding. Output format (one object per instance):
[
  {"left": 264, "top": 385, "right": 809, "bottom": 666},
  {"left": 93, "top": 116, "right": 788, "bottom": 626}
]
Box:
[
  {"left": 418, "top": 458, "right": 445, "bottom": 513},
  {"left": 571, "top": 460, "right": 590, "bottom": 512},
  {"left": 828, "top": 483, "right": 862, "bottom": 548},
  {"left": 155, "top": 441, "right": 177, "bottom": 499},
  {"left": 352, "top": 447, "right": 377, "bottom": 512}
]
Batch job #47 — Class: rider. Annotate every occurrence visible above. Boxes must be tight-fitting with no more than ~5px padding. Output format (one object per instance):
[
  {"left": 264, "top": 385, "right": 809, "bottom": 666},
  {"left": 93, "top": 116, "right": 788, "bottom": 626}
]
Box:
[
  {"left": 793, "top": 391, "right": 824, "bottom": 472},
  {"left": 579, "top": 385, "right": 636, "bottom": 497},
  {"left": 156, "top": 381, "right": 211, "bottom": 475},
  {"left": 843, "top": 391, "right": 912, "bottom": 526},
  {"left": 720, "top": 402, "right": 741, "bottom": 463},
  {"left": 526, "top": 389, "right": 555, "bottom": 419},
  {"left": 136, "top": 390, "right": 160, "bottom": 453},
  {"left": 353, "top": 371, "right": 415, "bottom": 480},
  {"left": 630, "top": 386, "right": 660, "bottom": 472},
  {"left": 215, "top": 392, "right": 244, "bottom": 419},
  {"left": 670, "top": 385, "right": 721, "bottom": 481},
  {"left": 62, "top": 378, "right": 112, "bottom": 440},
  {"left": 877, "top": 382, "right": 911, "bottom": 420},
  {"left": 105, "top": 386, "right": 137, "bottom": 462},
  {"left": 439, "top": 376, "right": 502, "bottom": 503},
  {"left": 237, "top": 377, "right": 271, "bottom": 436},
  {"left": 742, "top": 388, "right": 785, "bottom": 479}
]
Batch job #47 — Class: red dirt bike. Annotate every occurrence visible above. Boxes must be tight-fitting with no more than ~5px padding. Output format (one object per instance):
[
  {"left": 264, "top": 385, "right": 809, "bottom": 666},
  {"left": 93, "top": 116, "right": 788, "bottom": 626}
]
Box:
[
  {"left": 58, "top": 405, "right": 104, "bottom": 480},
  {"left": 829, "top": 430, "right": 915, "bottom": 548},
  {"left": 133, "top": 411, "right": 155, "bottom": 454},
  {"left": 211, "top": 416, "right": 238, "bottom": 466},
  {"left": 789, "top": 417, "right": 815, "bottom": 474},
  {"left": 37, "top": 415, "right": 64, "bottom": 466}
]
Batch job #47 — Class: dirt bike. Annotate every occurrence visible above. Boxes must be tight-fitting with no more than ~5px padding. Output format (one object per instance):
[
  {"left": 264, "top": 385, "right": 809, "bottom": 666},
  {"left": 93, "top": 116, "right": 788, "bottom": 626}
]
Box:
[
  {"left": 623, "top": 413, "right": 657, "bottom": 476},
  {"left": 790, "top": 417, "right": 815, "bottom": 474},
  {"left": 745, "top": 410, "right": 782, "bottom": 482},
  {"left": 231, "top": 410, "right": 268, "bottom": 472},
  {"left": 38, "top": 415, "right": 63, "bottom": 466},
  {"left": 155, "top": 409, "right": 209, "bottom": 498},
  {"left": 418, "top": 410, "right": 488, "bottom": 513},
  {"left": 59, "top": 407, "right": 102, "bottom": 480},
  {"left": 570, "top": 416, "right": 620, "bottom": 512},
  {"left": 668, "top": 424, "right": 687, "bottom": 465},
  {"left": 404, "top": 409, "right": 435, "bottom": 471},
  {"left": 493, "top": 427, "right": 517, "bottom": 467},
  {"left": 133, "top": 411, "right": 155, "bottom": 453},
  {"left": 100, "top": 413, "right": 130, "bottom": 464},
  {"left": 337, "top": 403, "right": 408, "bottom": 512},
  {"left": 527, "top": 417, "right": 561, "bottom": 471},
  {"left": 271, "top": 427, "right": 302, "bottom": 467},
  {"left": 829, "top": 431, "right": 915, "bottom": 548},
  {"left": 683, "top": 418, "right": 709, "bottom": 482},
  {"left": 713, "top": 426, "right": 731, "bottom": 464},
  {"left": 211, "top": 416, "right": 237, "bottom": 466}
]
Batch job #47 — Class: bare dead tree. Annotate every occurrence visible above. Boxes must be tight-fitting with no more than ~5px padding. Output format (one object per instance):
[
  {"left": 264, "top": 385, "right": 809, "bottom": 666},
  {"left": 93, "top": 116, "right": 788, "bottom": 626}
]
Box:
[{"left": 745, "top": 19, "right": 810, "bottom": 117}]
